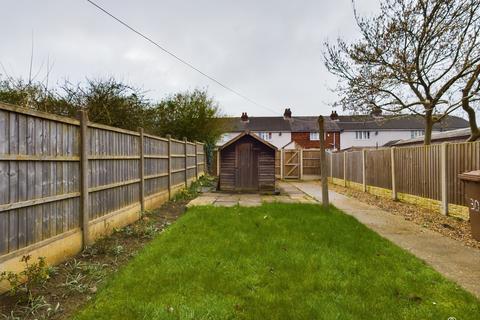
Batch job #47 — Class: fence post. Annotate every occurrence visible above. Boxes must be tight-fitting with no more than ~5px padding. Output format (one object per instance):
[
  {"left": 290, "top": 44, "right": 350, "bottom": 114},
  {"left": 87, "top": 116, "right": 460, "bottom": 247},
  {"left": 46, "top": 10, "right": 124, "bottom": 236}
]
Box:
[
  {"left": 167, "top": 134, "right": 172, "bottom": 199},
  {"left": 343, "top": 151, "right": 347, "bottom": 187},
  {"left": 362, "top": 149, "right": 367, "bottom": 192},
  {"left": 280, "top": 149, "right": 284, "bottom": 180},
  {"left": 441, "top": 142, "right": 449, "bottom": 215},
  {"left": 299, "top": 148, "right": 303, "bottom": 180},
  {"left": 391, "top": 147, "right": 397, "bottom": 200},
  {"left": 78, "top": 110, "right": 89, "bottom": 248},
  {"left": 184, "top": 137, "right": 188, "bottom": 187},
  {"left": 194, "top": 141, "right": 199, "bottom": 180},
  {"left": 216, "top": 148, "right": 220, "bottom": 177},
  {"left": 138, "top": 128, "right": 145, "bottom": 212}
]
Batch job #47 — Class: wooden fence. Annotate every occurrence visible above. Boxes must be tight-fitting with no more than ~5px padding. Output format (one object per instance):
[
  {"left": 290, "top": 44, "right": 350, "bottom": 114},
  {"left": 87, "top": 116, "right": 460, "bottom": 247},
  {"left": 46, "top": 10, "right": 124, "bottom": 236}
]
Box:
[
  {"left": 0, "top": 102, "right": 205, "bottom": 270},
  {"left": 327, "top": 141, "right": 480, "bottom": 217}
]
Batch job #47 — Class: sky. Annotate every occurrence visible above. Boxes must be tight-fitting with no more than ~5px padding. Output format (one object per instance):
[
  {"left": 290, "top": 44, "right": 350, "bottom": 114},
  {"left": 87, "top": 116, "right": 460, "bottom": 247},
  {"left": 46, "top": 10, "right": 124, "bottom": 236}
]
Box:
[{"left": 0, "top": 0, "right": 380, "bottom": 117}]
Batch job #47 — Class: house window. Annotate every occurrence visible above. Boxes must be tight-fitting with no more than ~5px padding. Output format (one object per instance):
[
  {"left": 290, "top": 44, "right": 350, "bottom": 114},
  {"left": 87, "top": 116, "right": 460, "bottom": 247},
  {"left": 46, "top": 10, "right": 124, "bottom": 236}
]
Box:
[
  {"left": 310, "top": 132, "right": 320, "bottom": 140},
  {"left": 355, "top": 131, "right": 370, "bottom": 140},
  {"left": 411, "top": 130, "right": 424, "bottom": 138},
  {"left": 258, "top": 132, "right": 272, "bottom": 140}
]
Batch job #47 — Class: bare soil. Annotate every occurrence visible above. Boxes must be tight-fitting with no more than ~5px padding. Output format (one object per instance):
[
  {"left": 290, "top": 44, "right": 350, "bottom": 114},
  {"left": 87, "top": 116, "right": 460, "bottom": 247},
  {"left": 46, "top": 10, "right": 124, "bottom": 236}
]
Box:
[
  {"left": 0, "top": 199, "right": 189, "bottom": 320},
  {"left": 329, "top": 183, "right": 480, "bottom": 250}
]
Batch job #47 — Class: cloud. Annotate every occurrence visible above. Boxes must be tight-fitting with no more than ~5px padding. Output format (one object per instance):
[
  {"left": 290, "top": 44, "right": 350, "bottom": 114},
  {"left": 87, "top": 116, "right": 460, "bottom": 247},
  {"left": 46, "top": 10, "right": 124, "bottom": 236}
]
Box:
[{"left": 0, "top": 0, "right": 380, "bottom": 116}]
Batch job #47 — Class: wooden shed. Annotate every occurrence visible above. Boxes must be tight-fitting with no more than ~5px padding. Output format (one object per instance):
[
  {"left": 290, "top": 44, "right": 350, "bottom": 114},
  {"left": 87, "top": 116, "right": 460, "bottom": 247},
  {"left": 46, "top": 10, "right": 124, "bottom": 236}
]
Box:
[{"left": 218, "top": 132, "right": 277, "bottom": 193}]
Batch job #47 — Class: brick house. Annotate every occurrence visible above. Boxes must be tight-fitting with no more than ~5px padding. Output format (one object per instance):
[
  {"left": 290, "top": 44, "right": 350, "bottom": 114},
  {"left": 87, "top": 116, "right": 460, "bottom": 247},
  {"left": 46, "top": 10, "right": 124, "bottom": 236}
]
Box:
[{"left": 218, "top": 109, "right": 469, "bottom": 150}]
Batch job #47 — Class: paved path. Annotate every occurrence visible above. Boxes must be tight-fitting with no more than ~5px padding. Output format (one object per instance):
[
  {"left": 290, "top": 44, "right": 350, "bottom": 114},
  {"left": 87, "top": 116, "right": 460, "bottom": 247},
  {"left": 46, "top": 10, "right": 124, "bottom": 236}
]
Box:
[
  {"left": 187, "top": 185, "right": 316, "bottom": 207},
  {"left": 289, "top": 180, "right": 480, "bottom": 298}
]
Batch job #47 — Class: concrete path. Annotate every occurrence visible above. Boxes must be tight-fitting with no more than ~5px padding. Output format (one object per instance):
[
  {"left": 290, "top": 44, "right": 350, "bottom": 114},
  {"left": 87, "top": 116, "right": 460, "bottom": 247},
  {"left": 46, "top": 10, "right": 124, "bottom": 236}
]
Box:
[
  {"left": 289, "top": 180, "right": 480, "bottom": 298},
  {"left": 187, "top": 185, "right": 316, "bottom": 208}
]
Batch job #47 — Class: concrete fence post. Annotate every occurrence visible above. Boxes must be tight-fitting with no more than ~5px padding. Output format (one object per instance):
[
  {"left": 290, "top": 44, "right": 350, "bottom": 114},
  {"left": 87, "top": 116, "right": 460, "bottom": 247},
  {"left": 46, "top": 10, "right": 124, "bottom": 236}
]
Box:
[
  {"left": 441, "top": 142, "right": 449, "bottom": 215},
  {"left": 343, "top": 151, "right": 347, "bottom": 187},
  {"left": 167, "top": 134, "right": 172, "bottom": 200},
  {"left": 138, "top": 128, "right": 145, "bottom": 212},
  {"left": 362, "top": 149, "right": 367, "bottom": 192},
  {"left": 184, "top": 137, "right": 188, "bottom": 187},
  {"left": 78, "top": 110, "right": 90, "bottom": 248},
  {"left": 391, "top": 147, "right": 397, "bottom": 200},
  {"left": 194, "top": 141, "right": 199, "bottom": 180}
]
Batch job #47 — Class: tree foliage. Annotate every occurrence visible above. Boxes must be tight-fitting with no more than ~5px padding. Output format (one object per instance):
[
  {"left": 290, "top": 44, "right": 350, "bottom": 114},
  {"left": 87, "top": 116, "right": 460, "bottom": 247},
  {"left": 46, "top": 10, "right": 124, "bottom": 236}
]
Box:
[
  {"left": 324, "top": 0, "right": 480, "bottom": 144},
  {"left": 0, "top": 77, "right": 223, "bottom": 145}
]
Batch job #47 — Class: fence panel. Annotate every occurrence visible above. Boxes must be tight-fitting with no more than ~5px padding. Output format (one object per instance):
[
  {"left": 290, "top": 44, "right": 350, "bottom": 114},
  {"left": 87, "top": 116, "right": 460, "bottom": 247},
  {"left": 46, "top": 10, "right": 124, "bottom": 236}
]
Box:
[
  {"left": 395, "top": 145, "right": 441, "bottom": 200},
  {"left": 345, "top": 151, "right": 362, "bottom": 184},
  {"left": 365, "top": 149, "right": 392, "bottom": 189},
  {"left": 447, "top": 141, "right": 480, "bottom": 206},
  {"left": 0, "top": 108, "right": 81, "bottom": 255},
  {"left": 331, "top": 152, "right": 344, "bottom": 179},
  {"left": 303, "top": 149, "right": 321, "bottom": 176},
  {"left": 143, "top": 135, "right": 168, "bottom": 197}
]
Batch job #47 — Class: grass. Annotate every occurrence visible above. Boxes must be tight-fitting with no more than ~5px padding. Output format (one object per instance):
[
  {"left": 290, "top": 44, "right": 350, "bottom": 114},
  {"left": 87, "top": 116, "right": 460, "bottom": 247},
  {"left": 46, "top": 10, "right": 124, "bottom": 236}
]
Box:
[{"left": 74, "top": 203, "right": 480, "bottom": 320}]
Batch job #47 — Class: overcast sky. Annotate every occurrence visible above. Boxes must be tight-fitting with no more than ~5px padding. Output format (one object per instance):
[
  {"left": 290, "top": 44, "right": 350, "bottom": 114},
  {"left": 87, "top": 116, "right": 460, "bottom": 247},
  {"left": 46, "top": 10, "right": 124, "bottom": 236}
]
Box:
[{"left": 0, "top": 0, "right": 380, "bottom": 117}]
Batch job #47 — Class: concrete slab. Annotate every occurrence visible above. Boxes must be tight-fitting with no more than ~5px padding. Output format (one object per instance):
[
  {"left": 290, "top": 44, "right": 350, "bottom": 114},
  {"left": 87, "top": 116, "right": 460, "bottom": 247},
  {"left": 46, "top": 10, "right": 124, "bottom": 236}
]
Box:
[
  {"left": 289, "top": 180, "right": 480, "bottom": 299},
  {"left": 186, "top": 196, "right": 218, "bottom": 207}
]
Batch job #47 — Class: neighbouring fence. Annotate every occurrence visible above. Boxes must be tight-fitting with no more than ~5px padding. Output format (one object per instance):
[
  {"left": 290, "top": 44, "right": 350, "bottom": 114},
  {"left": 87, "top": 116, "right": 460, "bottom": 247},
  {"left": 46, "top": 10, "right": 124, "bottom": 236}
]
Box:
[
  {"left": 327, "top": 141, "right": 480, "bottom": 218},
  {"left": 0, "top": 102, "right": 205, "bottom": 280}
]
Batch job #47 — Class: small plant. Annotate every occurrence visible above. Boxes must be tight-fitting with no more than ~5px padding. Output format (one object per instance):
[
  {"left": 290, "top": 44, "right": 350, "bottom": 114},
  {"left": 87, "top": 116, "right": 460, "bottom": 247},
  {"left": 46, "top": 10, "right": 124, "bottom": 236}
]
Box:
[{"left": 0, "top": 256, "right": 51, "bottom": 301}]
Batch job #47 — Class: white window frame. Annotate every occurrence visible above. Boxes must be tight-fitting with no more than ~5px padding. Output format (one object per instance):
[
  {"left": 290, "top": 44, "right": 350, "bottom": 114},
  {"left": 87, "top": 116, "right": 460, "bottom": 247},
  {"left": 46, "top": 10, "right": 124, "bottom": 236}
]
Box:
[
  {"left": 355, "top": 131, "right": 370, "bottom": 140},
  {"left": 309, "top": 132, "right": 320, "bottom": 141},
  {"left": 411, "top": 130, "right": 424, "bottom": 139}
]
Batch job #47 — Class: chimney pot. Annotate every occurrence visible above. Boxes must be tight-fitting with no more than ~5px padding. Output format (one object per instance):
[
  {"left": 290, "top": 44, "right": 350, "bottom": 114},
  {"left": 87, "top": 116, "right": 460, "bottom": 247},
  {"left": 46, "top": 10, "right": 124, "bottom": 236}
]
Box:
[
  {"left": 241, "top": 112, "right": 249, "bottom": 122},
  {"left": 283, "top": 108, "right": 292, "bottom": 119},
  {"left": 330, "top": 110, "right": 339, "bottom": 121}
]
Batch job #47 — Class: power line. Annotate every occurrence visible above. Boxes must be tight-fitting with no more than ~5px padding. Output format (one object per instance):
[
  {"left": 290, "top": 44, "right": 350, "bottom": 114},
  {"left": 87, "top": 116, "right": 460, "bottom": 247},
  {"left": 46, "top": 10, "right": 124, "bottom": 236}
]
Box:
[{"left": 84, "top": 0, "right": 278, "bottom": 115}]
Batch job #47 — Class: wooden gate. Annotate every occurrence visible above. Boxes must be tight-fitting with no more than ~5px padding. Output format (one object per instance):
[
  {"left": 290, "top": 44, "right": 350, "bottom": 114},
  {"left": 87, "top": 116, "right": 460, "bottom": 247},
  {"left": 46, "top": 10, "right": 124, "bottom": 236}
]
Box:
[{"left": 283, "top": 150, "right": 300, "bottom": 179}]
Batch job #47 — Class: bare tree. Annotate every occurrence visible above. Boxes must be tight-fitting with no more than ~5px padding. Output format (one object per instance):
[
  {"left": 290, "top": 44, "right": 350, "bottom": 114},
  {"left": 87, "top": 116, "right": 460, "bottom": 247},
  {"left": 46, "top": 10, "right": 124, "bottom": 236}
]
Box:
[{"left": 324, "top": 0, "right": 480, "bottom": 144}]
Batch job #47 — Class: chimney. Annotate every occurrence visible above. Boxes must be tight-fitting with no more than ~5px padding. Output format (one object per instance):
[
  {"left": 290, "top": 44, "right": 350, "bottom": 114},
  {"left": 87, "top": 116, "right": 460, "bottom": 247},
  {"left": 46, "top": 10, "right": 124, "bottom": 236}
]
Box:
[
  {"left": 240, "top": 112, "right": 249, "bottom": 123},
  {"left": 330, "top": 110, "right": 339, "bottom": 121},
  {"left": 283, "top": 108, "right": 292, "bottom": 119}
]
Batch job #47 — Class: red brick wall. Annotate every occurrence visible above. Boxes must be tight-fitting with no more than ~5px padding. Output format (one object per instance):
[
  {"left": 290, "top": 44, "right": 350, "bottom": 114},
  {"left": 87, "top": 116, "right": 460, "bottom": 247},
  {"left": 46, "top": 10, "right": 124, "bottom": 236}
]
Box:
[{"left": 291, "top": 132, "right": 340, "bottom": 149}]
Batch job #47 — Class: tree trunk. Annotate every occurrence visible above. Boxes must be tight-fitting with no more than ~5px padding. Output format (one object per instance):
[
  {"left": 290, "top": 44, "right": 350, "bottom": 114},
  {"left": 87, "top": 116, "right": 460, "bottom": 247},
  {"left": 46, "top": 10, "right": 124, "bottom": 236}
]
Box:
[
  {"left": 423, "top": 109, "right": 433, "bottom": 145},
  {"left": 462, "top": 65, "right": 480, "bottom": 142},
  {"left": 463, "top": 101, "right": 480, "bottom": 142}
]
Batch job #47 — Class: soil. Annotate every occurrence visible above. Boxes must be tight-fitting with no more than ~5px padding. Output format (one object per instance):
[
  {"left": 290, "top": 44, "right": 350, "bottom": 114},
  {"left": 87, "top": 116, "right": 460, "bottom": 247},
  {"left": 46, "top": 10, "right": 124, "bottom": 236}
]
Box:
[
  {"left": 0, "top": 199, "right": 189, "bottom": 320},
  {"left": 329, "top": 183, "right": 480, "bottom": 250}
]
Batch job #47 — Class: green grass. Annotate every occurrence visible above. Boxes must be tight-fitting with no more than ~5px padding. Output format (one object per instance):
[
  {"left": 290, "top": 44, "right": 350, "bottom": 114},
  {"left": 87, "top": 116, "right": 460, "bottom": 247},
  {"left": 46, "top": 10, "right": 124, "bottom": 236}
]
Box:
[{"left": 75, "top": 204, "right": 480, "bottom": 320}]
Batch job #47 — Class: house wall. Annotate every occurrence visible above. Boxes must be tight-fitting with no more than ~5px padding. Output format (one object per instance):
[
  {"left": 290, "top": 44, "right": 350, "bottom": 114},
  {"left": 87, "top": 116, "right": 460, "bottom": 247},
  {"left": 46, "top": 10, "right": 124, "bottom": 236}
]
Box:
[
  {"left": 291, "top": 132, "right": 340, "bottom": 150},
  {"left": 340, "top": 130, "right": 441, "bottom": 149},
  {"left": 218, "top": 131, "right": 291, "bottom": 149}
]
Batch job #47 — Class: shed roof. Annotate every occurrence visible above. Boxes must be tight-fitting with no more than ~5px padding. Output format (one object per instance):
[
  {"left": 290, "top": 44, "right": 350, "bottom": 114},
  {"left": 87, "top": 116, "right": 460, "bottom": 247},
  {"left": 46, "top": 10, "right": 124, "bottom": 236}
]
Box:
[{"left": 219, "top": 131, "right": 278, "bottom": 151}]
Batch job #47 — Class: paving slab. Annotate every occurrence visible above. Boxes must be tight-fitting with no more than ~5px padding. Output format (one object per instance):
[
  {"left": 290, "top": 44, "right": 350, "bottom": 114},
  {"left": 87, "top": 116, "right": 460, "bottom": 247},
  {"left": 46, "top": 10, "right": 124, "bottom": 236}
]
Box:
[{"left": 289, "top": 180, "right": 480, "bottom": 298}]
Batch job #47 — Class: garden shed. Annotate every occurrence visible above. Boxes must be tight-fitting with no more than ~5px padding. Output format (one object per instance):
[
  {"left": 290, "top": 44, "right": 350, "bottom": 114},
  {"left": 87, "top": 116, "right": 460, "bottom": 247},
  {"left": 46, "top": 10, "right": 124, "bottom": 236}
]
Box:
[{"left": 218, "top": 131, "right": 277, "bottom": 193}]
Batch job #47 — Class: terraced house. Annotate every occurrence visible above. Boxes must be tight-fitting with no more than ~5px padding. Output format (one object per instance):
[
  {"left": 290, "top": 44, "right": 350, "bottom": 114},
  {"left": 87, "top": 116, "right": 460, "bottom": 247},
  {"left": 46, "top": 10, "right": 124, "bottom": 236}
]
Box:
[{"left": 218, "top": 109, "right": 469, "bottom": 150}]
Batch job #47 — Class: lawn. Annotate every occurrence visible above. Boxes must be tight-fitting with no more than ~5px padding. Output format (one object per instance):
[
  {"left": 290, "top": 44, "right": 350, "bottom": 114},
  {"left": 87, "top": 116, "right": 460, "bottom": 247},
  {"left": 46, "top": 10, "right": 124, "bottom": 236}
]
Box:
[{"left": 74, "top": 203, "right": 480, "bottom": 320}]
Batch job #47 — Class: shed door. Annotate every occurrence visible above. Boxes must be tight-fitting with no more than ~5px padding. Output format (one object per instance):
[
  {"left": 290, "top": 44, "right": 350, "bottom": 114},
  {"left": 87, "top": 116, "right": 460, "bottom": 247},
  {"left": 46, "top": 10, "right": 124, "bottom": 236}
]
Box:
[{"left": 236, "top": 142, "right": 258, "bottom": 191}]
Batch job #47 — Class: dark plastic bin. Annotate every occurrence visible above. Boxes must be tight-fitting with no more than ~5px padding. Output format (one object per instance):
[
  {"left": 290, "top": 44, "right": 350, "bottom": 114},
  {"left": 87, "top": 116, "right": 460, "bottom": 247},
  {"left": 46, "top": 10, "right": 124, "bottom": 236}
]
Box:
[{"left": 459, "top": 170, "right": 480, "bottom": 241}]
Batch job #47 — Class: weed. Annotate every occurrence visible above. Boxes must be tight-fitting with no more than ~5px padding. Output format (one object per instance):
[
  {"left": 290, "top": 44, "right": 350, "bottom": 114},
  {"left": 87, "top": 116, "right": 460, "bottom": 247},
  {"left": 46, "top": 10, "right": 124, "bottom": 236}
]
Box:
[{"left": 0, "top": 256, "right": 52, "bottom": 303}]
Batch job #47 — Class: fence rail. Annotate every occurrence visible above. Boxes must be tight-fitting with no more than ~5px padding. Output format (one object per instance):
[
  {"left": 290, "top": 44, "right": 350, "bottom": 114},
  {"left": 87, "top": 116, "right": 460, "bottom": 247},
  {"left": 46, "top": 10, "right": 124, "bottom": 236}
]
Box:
[{"left": 0, "top": 102, "right": 205, "bottom": 260}]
